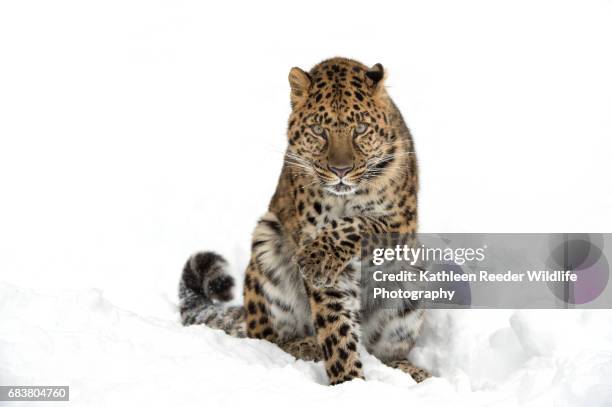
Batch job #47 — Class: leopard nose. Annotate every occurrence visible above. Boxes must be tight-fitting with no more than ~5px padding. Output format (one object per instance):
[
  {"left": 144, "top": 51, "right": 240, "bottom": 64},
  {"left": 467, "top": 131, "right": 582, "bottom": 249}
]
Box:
[{"left": 328, "top": 165, "right": 353, "bottom": 178}]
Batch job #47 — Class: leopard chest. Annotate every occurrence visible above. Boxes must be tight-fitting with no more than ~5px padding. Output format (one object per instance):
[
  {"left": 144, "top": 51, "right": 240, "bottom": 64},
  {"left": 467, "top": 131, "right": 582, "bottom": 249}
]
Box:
[{"left": 298, "top": 190, "right": 391, "bottom": 240}]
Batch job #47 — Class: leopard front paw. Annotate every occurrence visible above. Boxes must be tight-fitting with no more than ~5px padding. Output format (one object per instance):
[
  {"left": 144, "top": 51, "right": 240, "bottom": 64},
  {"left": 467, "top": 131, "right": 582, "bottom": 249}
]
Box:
[
  {"left": 294, "top": 236, "right": 348, "bottom": 288},
  {"left": 294, "top": 251, "right": 334, "bottom": 289}
]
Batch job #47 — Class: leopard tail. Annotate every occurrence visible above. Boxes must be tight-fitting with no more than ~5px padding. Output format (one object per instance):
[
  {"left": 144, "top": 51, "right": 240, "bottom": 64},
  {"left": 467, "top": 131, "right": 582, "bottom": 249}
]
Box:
[{"left": 178, "top": 252, "right": 246, "bottom": 337}]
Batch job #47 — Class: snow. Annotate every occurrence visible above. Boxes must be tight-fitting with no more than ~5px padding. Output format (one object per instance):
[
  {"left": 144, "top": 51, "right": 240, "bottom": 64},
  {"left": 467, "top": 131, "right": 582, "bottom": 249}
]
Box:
[
  {"left": 3, "top": 284, "right": 612, "bottom": 406},
  {"left": 1, "top": 0, "right": 612, "bottom": 406}
]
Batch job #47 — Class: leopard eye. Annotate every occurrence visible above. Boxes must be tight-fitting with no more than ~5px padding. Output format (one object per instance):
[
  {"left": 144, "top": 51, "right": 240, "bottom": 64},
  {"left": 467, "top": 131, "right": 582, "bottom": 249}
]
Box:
[
  {"left": 354, "top": 123, "right": 369, "bottom": 135},
  {"left": 310, "top": 124, "right": 326, "bottom": 137}
]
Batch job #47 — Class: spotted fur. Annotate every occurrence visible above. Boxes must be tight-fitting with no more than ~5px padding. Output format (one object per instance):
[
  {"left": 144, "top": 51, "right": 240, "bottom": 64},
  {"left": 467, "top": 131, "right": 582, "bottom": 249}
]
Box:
[{"left": 179, "top": 57, "right": 429, "bottom": 384}]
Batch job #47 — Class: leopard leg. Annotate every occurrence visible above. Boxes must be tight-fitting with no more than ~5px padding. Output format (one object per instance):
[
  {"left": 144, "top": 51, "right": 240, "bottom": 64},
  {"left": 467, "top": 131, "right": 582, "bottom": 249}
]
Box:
[
  {"left": 244, "top": 212, "right": 313, "bottom": 344},
  {"left": 278, "top": 336, "right": 323, "bottom": 361},
  {"left": 243, "top": 260, "right": 277, "bottom": 341},
  {"left": 307, "top": 266, "right": 364, "bottom": 385},
  {"left": 386, "top": 360, "right": 431, "bottom": 383},
  {"left": 361, "top": 301, "right": 430, "bottom": 382}
]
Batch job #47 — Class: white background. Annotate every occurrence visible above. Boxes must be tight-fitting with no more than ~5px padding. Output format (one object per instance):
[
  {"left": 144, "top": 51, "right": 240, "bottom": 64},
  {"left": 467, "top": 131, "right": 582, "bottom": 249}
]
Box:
[{"left": 1, "top": 1, "right": 611, "bottom": 406}]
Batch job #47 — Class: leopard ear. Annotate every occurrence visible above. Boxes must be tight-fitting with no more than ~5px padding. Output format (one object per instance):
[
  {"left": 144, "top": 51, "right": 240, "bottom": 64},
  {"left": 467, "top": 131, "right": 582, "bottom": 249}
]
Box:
[
  {"left": 288, "top": 67, "right": 312, "bottom": 108},
  {"left": 365, "top": 63, "right": 385, "bottom": 94}
]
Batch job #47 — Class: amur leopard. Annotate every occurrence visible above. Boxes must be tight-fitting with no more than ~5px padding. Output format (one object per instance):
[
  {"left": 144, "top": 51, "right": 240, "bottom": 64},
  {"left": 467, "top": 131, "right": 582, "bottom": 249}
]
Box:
[{"left": 178, "top": 57, "right": 429, "bottom": 385}]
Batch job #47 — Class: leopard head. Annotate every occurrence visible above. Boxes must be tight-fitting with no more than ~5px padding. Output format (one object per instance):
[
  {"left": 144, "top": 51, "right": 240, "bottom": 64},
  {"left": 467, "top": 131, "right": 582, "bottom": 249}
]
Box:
[{"left": 285, "top": 58, "right": 400, "bottom": 196}]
